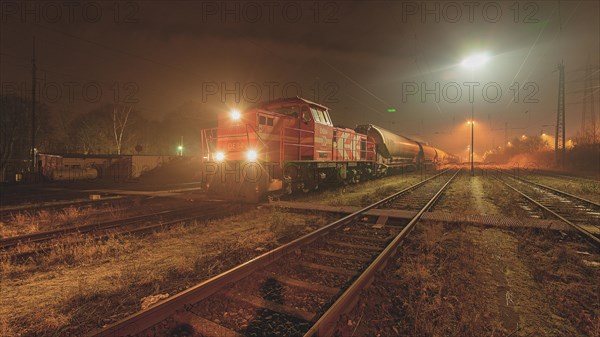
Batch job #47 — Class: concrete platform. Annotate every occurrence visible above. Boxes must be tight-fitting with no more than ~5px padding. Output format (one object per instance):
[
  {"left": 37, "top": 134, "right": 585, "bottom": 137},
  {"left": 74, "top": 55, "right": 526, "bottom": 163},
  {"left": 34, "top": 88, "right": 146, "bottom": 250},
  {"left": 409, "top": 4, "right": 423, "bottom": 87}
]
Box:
[{"left": 269, "top": 201, "right": 573, "bottom": 232}]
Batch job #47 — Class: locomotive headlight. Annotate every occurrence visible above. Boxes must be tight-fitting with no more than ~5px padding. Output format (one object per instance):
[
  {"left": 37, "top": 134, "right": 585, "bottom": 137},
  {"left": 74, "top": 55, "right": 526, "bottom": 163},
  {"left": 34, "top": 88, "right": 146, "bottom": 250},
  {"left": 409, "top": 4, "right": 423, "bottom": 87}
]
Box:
[
  {"left": 215, "top": 152, "right": 225, "bottom": 162},
  {"left": 231, "top": 109, "right": 241, "bottom": 121},
  {"left": 246, "top": 149, "right": 257, "bottom": 161}
]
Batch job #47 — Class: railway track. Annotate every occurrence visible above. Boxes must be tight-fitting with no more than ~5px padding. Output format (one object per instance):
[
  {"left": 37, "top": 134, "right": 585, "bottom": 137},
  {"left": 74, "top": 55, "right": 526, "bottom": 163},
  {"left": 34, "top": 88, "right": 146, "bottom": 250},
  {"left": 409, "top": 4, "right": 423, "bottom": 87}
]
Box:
[
  {"left": 495, "top": 170, "right": 600, "bottom": 247},
  {"left": 88, "top": 168, "right": 459, "bottom": 337},
  {"left": 0, "top": 202, "right": 244, "bottom": 262},
  {"left": 0, "top": 195, "right": 132, "bottom": 222}
]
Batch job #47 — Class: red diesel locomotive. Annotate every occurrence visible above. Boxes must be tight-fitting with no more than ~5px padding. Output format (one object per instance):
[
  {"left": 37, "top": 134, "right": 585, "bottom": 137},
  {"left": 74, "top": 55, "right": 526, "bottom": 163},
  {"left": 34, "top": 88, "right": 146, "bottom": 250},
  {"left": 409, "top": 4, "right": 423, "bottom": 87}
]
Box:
[{"left": 200, "top": 97, "right": 457, "bottom": 201}]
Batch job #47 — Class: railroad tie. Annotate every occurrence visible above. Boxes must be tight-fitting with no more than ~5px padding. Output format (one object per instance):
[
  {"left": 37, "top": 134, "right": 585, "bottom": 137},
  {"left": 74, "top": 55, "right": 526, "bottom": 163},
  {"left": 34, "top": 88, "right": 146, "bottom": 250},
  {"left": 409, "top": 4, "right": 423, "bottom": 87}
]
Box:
[
  {"left": 223, "top": 290, "right": 316, "bottom": 322},
  {"left": 371, "top": 215, "right": 389, "bottom": 229},
  {"left": 268, "top": 274, "right": 341, "bottom": 296},
  {"left": 172, "top": 312, "right": 244, "bottom": 337}
]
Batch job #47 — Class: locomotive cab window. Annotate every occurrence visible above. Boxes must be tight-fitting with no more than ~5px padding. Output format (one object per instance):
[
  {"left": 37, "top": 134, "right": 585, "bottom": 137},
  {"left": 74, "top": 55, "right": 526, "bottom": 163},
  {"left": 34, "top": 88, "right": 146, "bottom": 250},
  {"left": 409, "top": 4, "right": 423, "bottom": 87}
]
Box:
[
  {"left": 258, "top": 115, "right": 274, "bottom": 126},
  {"left": 322, "top": 111, "right": 332, "bottom": 125},
  {"left": 311, "top": 108, "right": 332, "bottom": 125},
  {"left": 273, "top": 105, "right": 299, "bottom": 118},
  {"left": 301, "top": 106, "right": 312, "bottom": 123},
  {"left": 310, "top": 108, "right": 321, "bottom": 123}
]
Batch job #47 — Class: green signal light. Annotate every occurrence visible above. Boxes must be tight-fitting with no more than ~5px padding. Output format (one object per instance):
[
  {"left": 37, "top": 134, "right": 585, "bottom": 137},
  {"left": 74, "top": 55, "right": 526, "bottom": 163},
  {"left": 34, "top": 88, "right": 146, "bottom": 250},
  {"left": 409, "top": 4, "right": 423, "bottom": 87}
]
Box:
[{"left": 387, "top": 108, "right": 397, "bottom": 113}]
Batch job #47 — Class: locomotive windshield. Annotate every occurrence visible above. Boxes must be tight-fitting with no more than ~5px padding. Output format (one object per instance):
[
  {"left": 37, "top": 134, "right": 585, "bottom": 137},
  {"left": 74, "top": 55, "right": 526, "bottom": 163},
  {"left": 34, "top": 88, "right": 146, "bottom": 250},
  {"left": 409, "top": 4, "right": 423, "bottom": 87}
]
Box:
[{"left": 272, "top": 106, "right": 300, "bottom": 118}]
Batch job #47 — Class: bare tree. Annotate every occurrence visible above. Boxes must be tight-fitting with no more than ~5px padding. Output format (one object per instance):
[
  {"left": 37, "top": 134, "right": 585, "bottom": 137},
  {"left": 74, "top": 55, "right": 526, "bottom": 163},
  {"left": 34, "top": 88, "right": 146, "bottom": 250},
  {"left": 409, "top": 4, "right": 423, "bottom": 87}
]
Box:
[
  {"left": 113, "top": 105, "right": 132, "bottom": 155},
  {"left": 1, "top": 95, "right": 30, "bottom": 180}
]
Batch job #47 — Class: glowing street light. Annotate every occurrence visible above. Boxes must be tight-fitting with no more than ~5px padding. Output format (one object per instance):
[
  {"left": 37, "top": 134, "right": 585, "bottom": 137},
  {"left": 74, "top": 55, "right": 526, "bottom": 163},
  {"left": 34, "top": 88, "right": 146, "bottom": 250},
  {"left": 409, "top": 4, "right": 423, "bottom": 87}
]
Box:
[
  {"left": 461, "top": 53, "right": 490, "bottom": 69},
  {"left": 462, "top": 52, "right": 490, "bottom": 176}
]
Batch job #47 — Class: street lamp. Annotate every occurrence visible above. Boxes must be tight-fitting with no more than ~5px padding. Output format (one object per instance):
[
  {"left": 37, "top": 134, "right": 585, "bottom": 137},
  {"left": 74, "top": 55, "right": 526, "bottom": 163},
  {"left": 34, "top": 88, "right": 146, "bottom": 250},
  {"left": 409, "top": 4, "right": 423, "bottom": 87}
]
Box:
[
  {"left": 178, "top": 135, "right": 184, "bottom": 157},
  {"left": 461, "top": 52, "right": 489, "bottom": 176}
]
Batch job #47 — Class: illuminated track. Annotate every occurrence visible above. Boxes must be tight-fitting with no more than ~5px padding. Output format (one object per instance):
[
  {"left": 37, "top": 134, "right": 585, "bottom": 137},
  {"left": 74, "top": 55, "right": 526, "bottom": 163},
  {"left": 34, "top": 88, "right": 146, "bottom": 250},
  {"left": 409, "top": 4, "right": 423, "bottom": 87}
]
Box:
[
  {"left": 88, "top": 169, "right": 459, "bottom": 337},
  {"left": 495, "top": 170, "right": 600, "bottom": 247}
]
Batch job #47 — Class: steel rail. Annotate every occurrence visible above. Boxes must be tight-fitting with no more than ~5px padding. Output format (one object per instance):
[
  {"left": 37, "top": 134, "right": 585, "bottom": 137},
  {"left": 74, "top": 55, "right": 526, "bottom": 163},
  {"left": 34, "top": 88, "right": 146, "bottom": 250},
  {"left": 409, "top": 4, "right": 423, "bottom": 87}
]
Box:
[
  {"left": 500, "top": 170, "right": 599, "bottom": 208},
  {"left": 495, "top": 174, "right": 600, "bottom": 248},
  {"left": 0, "top": 204, "right": 223, "bottom": 250},
  {"left": 88, "top": 169, "right": 452, "bottom": 337},
  {"left": 3, "top": 204, "right": 243, "bottom": 263},
  {"left": 303, "top": 169, "right": 460, "bottom": 337},
  {"left": 0, "top": 195, "right": 127, "bottom": 213}
]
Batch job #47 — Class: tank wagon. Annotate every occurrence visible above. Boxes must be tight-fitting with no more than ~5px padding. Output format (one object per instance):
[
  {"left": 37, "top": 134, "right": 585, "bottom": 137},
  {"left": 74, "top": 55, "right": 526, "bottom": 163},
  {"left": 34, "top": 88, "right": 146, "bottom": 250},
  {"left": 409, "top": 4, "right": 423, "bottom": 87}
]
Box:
[
  {"left": 200, "top": 97, "right": 456, "bottom": 201},
  {"left": 354, "top": 124, "right": 420, "bottom": 175}
]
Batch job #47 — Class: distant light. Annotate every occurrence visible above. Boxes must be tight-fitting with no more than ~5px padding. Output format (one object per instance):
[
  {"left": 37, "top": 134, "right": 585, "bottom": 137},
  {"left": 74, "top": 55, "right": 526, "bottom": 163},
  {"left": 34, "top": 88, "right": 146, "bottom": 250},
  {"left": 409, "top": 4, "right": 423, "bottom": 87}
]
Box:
[
  {"left": 461, "top": 53, "right": 490, "bottom": 69},
  {"left": 177, "top": 145, "right": 183, "bottom": 150},
  {"left": 215, "top": 152, "right": 225, "bottom": 161},
  {"left": 246, "top": 149, "right": 257, "bottom": 161},
  {"left": 467, "top": 120, "right": 474, "bottom": 125},
  {"left": 231, "top": 109, "right": 241, "bottom": 121},
  {"left": 387, "top": 108, "right": 397, "bottom": 113},
  {"left": 521, "top": 134, "right": 527, "bottom": 140}
]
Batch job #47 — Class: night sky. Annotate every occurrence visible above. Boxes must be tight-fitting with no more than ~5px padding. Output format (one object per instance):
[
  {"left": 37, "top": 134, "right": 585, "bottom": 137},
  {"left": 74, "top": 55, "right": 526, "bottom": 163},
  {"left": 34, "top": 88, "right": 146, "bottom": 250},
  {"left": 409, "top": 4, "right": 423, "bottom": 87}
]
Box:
[{"left": 1, "top": 0, "right": 598, "bottom": 156}]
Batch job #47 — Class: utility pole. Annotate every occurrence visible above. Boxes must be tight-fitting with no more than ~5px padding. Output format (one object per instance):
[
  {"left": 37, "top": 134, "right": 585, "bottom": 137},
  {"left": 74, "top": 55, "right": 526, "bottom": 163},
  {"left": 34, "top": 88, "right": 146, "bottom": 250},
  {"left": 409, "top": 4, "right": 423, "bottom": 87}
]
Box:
[
  {"left": 581, "top": 54, "right": 597, "bottom": 144},
  {"left": 30, "top": 37, "right": 37, "bottom": 173},
  {"left": 555, "top": 61, "right": 566, "bottom": 167},
  {"left": 470, "top": 101, "right": 474, "bottom": 176}
]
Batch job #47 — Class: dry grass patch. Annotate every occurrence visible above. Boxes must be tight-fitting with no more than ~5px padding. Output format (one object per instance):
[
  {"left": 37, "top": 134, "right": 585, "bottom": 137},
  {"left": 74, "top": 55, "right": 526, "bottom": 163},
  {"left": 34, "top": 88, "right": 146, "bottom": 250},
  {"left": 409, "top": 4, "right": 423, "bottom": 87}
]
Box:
[
  {"left": 345, "top": 223, "right": 506, "bottom": 337},
  {"left": 345, "top": 222, "right": 596, "bottom": 337},
  {"left": 295, "top": 172, "right": 425, "bottom": 207},
  {"left": 0, "top": 206, "right": 97, "bottom": 238},
  {"left": 525, "top": 174, "right": 600, "bottom": 203},
  {"left": 435, "top": 173, "right": 501, "bottom": 215},
  {"left": 514, "top": 228, "right": 600, "bottom": 336},
  {"left": 0, "top": 208, "right": 333, "bottom": 337},
  {"left": 389, "top": 223, "right": 507, "bottom": 336}
]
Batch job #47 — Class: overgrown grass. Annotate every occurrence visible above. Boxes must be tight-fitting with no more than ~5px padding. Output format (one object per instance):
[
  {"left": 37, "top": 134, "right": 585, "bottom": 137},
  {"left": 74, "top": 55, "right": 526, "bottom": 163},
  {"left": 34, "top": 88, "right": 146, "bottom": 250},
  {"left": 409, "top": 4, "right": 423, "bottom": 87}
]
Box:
[
  {"left": 389, "top": 223, "right": 506, "bottom": 336},
  {"left": 0, "top": 206, "right": 95, "bottom": 238},
  {"left": 0, "top": 208, "right": 334, "bottom": 337},
  {"left": 514, "top": 228, "right": 600, "bottom": 337},
  {"left": 526, "top": 174, "right": 600, "bottom": 203}
]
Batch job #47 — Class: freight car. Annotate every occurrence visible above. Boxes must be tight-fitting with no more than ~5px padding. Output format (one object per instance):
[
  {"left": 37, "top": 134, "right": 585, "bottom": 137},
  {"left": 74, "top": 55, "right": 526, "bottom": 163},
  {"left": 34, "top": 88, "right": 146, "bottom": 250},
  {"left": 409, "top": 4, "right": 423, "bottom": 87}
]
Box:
[
  {"left": 200, "top": 97, "right": 455, "bottom": 202},
  {"left": 354, "top": 124, "right": 420, "bottom": 175}
]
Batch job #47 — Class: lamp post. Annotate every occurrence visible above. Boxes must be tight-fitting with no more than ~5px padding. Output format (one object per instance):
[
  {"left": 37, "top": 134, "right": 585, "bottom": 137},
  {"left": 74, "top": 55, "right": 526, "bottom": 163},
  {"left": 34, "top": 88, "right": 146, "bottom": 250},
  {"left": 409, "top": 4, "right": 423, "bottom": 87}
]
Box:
[{"left": 461, "top": 52, "right": 489, "bottom": 176}]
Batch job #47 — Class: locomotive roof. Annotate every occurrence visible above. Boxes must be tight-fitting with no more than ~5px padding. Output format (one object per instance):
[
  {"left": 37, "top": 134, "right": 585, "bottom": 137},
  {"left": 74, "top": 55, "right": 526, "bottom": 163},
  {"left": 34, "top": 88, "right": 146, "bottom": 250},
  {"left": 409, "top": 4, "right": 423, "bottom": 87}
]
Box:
[{"left": 256, "top": 97, "right": 329, "bottom": 110}]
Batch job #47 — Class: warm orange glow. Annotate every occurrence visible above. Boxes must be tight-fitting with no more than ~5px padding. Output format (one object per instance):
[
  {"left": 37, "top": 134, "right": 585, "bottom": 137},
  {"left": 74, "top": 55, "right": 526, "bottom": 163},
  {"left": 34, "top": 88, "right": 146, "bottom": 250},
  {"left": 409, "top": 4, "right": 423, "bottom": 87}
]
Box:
[{"left": 521, "top": 134, "right": 527, "bottom": 140}]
